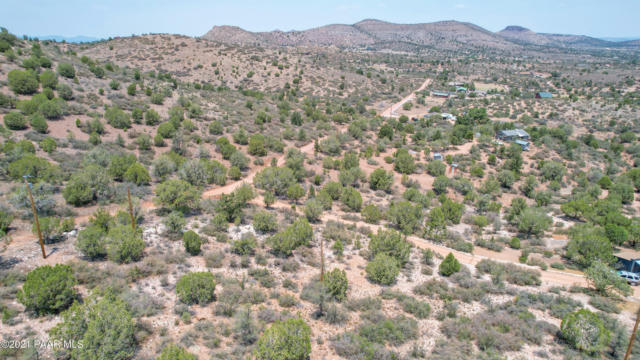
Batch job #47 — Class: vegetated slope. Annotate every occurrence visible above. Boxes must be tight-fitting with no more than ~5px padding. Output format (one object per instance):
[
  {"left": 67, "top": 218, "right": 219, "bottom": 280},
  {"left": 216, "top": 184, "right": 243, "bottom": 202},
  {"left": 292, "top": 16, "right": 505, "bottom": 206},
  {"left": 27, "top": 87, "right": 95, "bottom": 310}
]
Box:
[
  {"left": 353, "top": 19, "right": 518, "bottom": 50},
  {"left": 203, "top": 19, "right": 640, "bottom": 53},
  {"left": 498, "top": 25, "right": 626, "bottom": 49},
  {"left": 203, "top": 19, "right": 521, "bottom": 51}
]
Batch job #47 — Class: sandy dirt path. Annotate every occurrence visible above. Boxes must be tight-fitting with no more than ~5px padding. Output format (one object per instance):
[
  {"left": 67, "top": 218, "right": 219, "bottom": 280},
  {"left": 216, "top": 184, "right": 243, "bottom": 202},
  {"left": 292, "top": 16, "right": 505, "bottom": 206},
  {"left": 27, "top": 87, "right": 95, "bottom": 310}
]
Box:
[{"left": 379, "top": 78, "right": 432, "bottom": 118}]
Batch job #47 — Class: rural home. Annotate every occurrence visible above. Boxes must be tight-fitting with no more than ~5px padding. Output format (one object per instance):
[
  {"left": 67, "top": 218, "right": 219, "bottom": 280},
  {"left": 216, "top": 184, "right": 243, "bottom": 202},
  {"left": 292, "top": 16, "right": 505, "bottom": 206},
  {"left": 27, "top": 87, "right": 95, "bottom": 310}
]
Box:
[
  {"left": 536, "top": 91, "right": 553, "bottom": 99},
  {"left": 432, "top": 91, "right": 450, "bottom": 98}
]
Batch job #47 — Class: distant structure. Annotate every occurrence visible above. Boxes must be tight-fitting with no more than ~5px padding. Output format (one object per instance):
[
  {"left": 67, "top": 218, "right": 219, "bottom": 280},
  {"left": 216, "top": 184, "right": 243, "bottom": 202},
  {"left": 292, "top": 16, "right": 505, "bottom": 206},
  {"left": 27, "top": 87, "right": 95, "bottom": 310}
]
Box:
[
  {"left": 535, "top": 91, "right": 553, "bottom": 99},
  {"left": 496, "top": 129, "right": 530, "bottom": 141},
  {"left": 616, "top": 255, "right": 640, "bottom": 274},
  {"left": 433, "top": 152, "right": 443, "bottom": 161},
  {"left": 432, "top": 91, "right": 450, "bottom": 98},
  {"left": 514, "top": 139, "right": 530, "bottom": 151},
  {"left": 448, "top": 163, "right": 458, "bottom": 176},
  {"left": 441, "top": 113, "right": 457, "bottom": 122}
]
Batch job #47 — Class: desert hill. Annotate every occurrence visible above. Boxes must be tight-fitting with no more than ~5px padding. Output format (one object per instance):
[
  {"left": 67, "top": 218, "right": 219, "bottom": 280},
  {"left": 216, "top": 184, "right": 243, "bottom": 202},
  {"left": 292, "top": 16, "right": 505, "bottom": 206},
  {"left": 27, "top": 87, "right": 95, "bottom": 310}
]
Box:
[{"left": 203, "top": 19, "right": 640, "bottom": 53}]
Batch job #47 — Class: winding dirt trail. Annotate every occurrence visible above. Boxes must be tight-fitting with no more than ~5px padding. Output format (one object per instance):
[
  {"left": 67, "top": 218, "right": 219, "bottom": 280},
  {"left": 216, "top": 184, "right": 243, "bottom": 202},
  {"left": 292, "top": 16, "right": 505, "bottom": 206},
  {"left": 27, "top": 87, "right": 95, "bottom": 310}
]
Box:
[
  {"left": 379, "top": 78, "right": 432, "bottom": 118},
  {"left": 202, "top": 78, "right": 431, "bottom": 198}
]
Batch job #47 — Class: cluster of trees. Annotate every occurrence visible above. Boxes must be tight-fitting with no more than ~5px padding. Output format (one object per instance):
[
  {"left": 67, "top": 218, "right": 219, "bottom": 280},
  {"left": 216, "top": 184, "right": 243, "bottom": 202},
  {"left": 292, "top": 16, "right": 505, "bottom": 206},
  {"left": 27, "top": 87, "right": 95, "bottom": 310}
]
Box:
[
  {"left": 76, "top": 208, "right": 145, "bottom": 263},
  {"left": 268, "top": 218, "right": 313, "bottom": 256},
  {"left": 366, "top": 229, "right": 411, "bottom": 285}
]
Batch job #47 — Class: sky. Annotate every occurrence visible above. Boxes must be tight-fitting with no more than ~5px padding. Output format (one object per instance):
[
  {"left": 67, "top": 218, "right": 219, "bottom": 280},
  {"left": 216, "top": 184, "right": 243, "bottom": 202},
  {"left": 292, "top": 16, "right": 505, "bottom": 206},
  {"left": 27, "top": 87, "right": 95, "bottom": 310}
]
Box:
[{"left": 1, "top": 0, "right": 638, "bottom": 39}]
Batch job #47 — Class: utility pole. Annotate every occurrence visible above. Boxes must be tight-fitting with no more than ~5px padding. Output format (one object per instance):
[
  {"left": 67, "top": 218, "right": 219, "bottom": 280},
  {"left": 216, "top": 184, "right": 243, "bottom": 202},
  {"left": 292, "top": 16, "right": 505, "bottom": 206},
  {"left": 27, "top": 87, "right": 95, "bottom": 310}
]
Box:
[
  {"left": 320, "top": 236, "right": 325, "bottom": 282},
  {"left": 24, "top": 176, "right": 46, "bottom": 259},
  {"left": 127, "top": 187, "right": 135, "bottom": 231},
  {"left": 624, "top": 304, "right": 640, "bottom": 360}
]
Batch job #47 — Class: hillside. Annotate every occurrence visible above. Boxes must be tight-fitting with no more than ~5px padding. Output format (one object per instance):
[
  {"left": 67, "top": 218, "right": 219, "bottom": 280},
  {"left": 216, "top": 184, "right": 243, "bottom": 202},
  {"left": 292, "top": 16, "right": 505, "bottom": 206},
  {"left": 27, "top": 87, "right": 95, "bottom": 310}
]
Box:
[
  {"left": 498, "top": 25, "right": 617, "bottom": 49},
  {"left": 203, "top": 19, "right": 640, "bottom": 53},
  {"left": 203, "top": 19, "right": 520, "bottom": 51}
]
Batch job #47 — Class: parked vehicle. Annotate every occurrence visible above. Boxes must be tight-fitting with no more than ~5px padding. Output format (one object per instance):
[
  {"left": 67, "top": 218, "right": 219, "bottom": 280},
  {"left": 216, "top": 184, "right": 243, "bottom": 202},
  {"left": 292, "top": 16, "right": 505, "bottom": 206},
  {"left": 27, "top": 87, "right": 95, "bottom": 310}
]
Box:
[{"left": 617, "top": 271, "right": 640, "bottom": 286}]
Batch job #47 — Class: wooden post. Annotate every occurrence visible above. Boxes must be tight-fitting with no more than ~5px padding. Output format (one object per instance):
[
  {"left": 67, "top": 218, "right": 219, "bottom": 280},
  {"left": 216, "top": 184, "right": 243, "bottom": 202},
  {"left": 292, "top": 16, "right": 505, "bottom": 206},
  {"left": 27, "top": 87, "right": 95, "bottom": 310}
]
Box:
[
  {"left": 320, "top": 236, "right": 325, "bottom": 282},
  {"left": 24, "top": 178, "right": 46, "bottom": 259},
  {"left": 624, "top": 304, "right": 640, "bottom": 360},
  {"left": 127, "top": 187, "right": 135, "bottom": 231}
]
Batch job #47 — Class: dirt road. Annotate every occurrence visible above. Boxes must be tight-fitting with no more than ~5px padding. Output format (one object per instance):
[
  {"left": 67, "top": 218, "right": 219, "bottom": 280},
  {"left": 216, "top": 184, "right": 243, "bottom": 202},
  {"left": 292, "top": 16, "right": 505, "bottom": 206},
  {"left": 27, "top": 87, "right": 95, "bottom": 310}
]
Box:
[{"left": 379, "top": 78, "right": 432, "bottom": 118}]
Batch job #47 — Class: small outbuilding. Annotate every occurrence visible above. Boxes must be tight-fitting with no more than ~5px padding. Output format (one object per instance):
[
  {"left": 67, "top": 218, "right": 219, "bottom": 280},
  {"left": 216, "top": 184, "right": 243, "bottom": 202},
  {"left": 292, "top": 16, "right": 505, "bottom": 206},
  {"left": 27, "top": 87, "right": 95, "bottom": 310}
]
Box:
[
  {"left": 433, "top": 152, "right": 443, "bottom": 161},
  {"left": 441, "top": 113, "right": 457, "bottom": 121},
  {"left": 514, "top": 139, "right": 530, "bottom": 151},
  {"left": 497, "top": 129, "right": 530, "bottom": 141},
  {"left": 535, "top": 92, "right": 553, "bottom": 99},
  {"left": 432, "top": 91, "right": 450, "bottom": 98}
]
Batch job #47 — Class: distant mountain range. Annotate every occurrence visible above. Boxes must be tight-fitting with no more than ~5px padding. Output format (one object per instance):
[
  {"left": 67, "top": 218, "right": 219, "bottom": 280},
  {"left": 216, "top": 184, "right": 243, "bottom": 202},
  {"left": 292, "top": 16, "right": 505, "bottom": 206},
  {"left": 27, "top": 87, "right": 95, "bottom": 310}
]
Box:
[
  {"left": 202, "top": 19, "right": 640, "bottom": 52},
  {"left": 33, "top": 35, "right": 101, "bottom": 43}
]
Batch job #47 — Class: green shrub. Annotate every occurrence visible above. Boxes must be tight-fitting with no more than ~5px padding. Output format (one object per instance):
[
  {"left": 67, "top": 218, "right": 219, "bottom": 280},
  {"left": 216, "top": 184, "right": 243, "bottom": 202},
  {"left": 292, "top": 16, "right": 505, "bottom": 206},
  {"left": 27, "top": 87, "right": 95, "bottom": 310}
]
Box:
[
  {"left": 255, "top": 317, "right": 311, "bottom": 360},
  {"left": 369, "top": 168, "right": 393, "bottom": 191},
  {"left": 427, "top": 160, "right": 447, "bottom": 177},
  {"left": 254, "top": 166, "right": 296, "bottom": 196},
  {"left": 231, "top": 235, "right": 257, "bottom": 256},
  {"left": 76, "top": 225, "right": 107, "bottom": 259},
  {"left": 38, "top": 99, "right": 64, "bottom": 119},
  {"left": 585, "top": 260, "right": 630, "bottom": 297},
  {"left": 105, "top": 106, "right": 131, "bottom": 129},
  {"left": 366, "top": 254, "right": 400, "bottom": 285},
  {"left": 155, "top": 179, "right": 200, "bottom": 212},
  {"left": 40, "top": 70, "right": 58, "bottom": 89},
  {"left": 126, "top": 83, "right": 136, "bottom": 96},
  {"left": 0, "top": 207, "right": 14, "bottom": 234},
  {"left": 8, "top": 69, "right": 39, "bottom": 94},
  {"left": 49, "top": 294, "right": 136, "bottom": 360},
  {"left": 29, "top": 113, "right": 48, "bottom": 133},
  {"left": 9, "top": 154, "right": 59, "bottom": 182},
  {"left": 268, "top": 218, "right": 313, "bottom": 256},
  {"left": 106, "top": 225, "right": 145, "bottom": 263},
  {"left": 561, "top": 309, "right": 610, "bottom": 354},
  {"left": 158, "top": 344, "right": 196, "bottom": 360},
  {"left": 164, "top": 211, "right": 186, "bottom": 235},
  {"left": 400, "top": 296, "right": 430, "bottom": 318},
  {"left": 57, "top": 63, "right": 75, "bottom": 78},
  {"left": 3, "top": 111, "right": 27, "bottom": 130},
  {"left": 325, "top": 268, "right": 348, "bottom": 301},
  {"left": 253, "top": 210, "right": 277, "bottom": 233},
  {"left": 58, "top": 83, "right": 73, "bottom": 100},
  {"left": 361, "top": 203, "right": 381, "bottom": 224},
  {"left": 387, "top": 200, "right": 422, "bottom": 234},
  {"left": 323, "top": 181, "right": 343, "bottom": 200},
  {"left": 248, "top": 133, "right": 267, "bottom": 156},
  {"left": 183, "top": 230, "right": 202, "bottom": 255},
  {"left": 394, "top": 148, "right": 416, "bottom": 174},
  {"left": 439, "top": 253, "right": 461, "bottom": 276},
  {"left": 340, "top": 186, "right": 362, "bottom": 212},
  {"left": 158, "top": 122, "right": 176, "bottom": 138},
  {"left": 303, "top": 198, "right": 323, "bottom": 222},
  {"left": 368, "top": 229, "right": 411, "bottom": 266},
  {"left": 17, "top": 264, "right": 76, "bottom": 315},
  {"left": 63, "top": 165, "right": 113, "bottom": 206},
  {"left": 36, "top": 217, "right": 67, "bottom": 243},
  {"left": 123, "top": 163, "right": 151, "bottom": 185},
  {"left": 176, "top": 272, "right": 216, "bottom": 305},
  {"left": 475, "top": 259, "right": 541, "bottom": 286}
]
